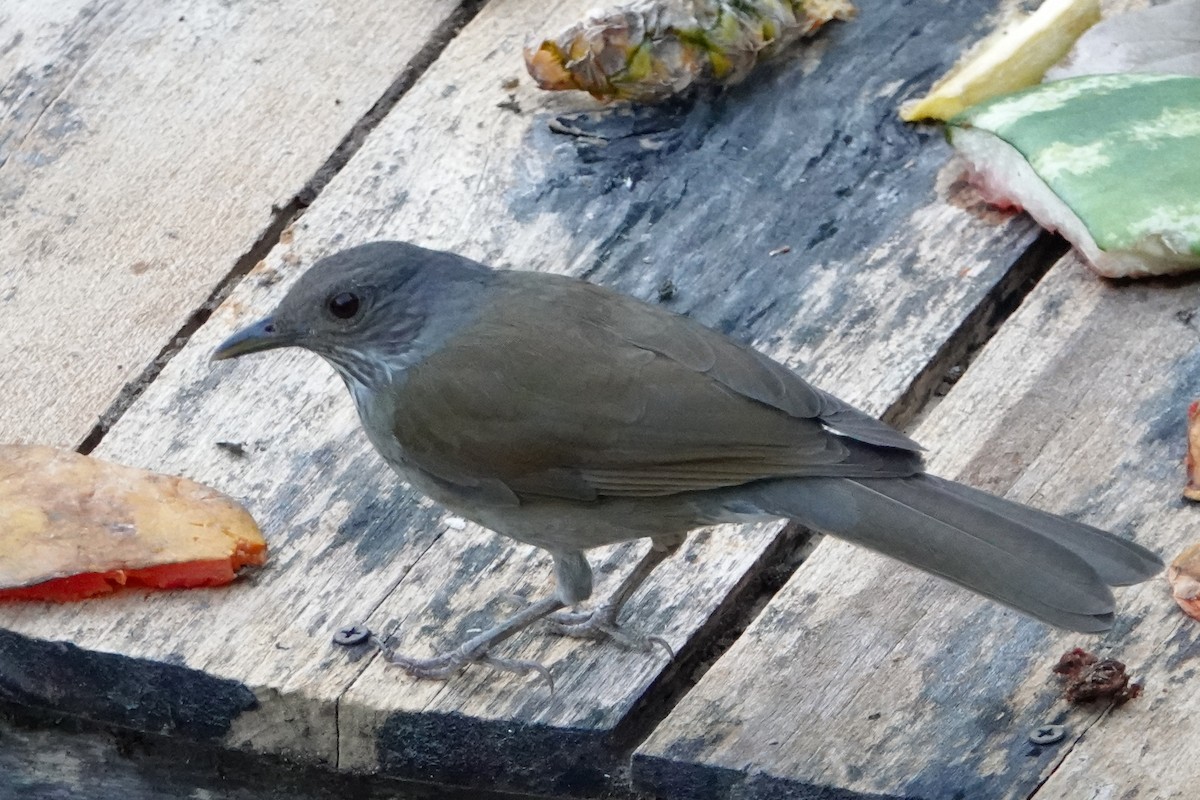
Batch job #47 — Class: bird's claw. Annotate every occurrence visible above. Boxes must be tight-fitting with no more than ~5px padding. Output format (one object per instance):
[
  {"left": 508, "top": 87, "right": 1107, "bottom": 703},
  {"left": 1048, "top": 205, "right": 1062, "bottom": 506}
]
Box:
[
  {"left": 372, "top": 635, "right": 554, "bottom": 689},
  {"left": 547, "top": 605, "right": 674, "bottom": 659},
  {"left": 479, "top": 654, "right": 555, "bottom": 692}
]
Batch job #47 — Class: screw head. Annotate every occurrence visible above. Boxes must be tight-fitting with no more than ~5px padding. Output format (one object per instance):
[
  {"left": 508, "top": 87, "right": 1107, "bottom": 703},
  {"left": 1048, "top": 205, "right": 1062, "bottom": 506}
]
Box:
[
  {"left": 1028, "top": 723, "right": 1066, "bottom": 745},
  {"left": 332, "top": 623, "right": 371, "bottom": 647}
]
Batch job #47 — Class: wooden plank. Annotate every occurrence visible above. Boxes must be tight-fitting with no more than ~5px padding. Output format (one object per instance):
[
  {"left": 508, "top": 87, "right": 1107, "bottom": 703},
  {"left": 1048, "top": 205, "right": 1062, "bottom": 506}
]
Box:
[
  {"left": 633, "top": 252, "right": 1186, "bottom": 799},
  {"left": 0, "top": 702, "right": 535, "bottom": 800},
  {"left": 0, "top": 0, "right": 469, "bottom": 448},
  {"left": 1, "top": 0, "right": 1057, "bottom": 794}
]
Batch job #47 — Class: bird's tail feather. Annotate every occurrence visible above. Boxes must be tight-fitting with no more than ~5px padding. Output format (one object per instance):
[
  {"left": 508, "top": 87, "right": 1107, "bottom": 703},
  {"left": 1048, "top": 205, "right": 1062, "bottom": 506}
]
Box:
[{"left": 750, "top": 475, "right": 1162, "bottom": 632}]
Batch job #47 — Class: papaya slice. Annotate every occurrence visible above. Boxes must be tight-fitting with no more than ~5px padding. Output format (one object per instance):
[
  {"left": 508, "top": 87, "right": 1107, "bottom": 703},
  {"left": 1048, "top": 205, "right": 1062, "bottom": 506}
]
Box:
[{"left": 0, "top": 445, "right": 266, "bottom": 601}]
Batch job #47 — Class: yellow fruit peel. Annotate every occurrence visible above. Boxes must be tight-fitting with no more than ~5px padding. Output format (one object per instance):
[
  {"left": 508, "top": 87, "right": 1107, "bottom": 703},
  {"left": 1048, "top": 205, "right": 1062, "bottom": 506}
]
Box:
[{"left": 900, "top": 0, "right": 1101, "bottom": 122}]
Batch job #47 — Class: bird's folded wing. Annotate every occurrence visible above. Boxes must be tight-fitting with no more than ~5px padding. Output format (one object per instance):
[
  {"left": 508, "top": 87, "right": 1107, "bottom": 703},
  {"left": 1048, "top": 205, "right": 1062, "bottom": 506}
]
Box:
[{"left": 391, "top": 274, "right": 921, "bottom": 501}]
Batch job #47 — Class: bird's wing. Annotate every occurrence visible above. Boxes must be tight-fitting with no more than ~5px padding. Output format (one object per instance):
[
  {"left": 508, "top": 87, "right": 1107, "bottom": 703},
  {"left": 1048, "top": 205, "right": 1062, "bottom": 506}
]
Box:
[{"left": 392, "top": 272, "right": 921, "bottom": 501}]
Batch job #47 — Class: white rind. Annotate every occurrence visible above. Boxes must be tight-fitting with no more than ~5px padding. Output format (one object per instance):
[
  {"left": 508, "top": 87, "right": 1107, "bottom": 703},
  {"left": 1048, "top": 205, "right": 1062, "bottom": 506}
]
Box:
[{"left": 951, "top": 126, "right": 1196, "bottom": 278}]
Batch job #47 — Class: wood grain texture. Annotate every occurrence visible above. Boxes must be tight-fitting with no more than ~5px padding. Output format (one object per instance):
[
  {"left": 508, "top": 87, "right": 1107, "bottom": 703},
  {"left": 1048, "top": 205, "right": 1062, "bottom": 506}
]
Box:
[
  {"left": 1, "top": 0, "right": 1062, "bottom": 795},
  {"left": 0, "top": 0, "right": 466, "bottom": 447},
  {"left": 634, "top": 254, "right": 1188, "bottom": 799}
]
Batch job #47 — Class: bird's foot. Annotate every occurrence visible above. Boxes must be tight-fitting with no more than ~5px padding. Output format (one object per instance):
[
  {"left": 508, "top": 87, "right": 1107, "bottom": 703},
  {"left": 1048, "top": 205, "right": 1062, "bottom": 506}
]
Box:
[
  {"left": 547, "top": 605, "right": 674, "bottom": 658},
  {"left": 375, "top": 635, "right": 554, "bottom": 689}
]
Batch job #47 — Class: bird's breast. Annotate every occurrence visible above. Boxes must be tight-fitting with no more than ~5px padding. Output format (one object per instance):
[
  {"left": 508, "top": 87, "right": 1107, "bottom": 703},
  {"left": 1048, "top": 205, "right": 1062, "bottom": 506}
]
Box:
[{"left": 344, "top": 377, "right": 410, "bottom": 467}]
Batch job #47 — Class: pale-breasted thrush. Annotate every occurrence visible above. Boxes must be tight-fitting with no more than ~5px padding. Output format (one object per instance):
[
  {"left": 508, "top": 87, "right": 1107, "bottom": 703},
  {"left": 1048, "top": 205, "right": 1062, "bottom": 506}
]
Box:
[{"left": 213, "top": 241, "right": 1162, "bottom": 681}]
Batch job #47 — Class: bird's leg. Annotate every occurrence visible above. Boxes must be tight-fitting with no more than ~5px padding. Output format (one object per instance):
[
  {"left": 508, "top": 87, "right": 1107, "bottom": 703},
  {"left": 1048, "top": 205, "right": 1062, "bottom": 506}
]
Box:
[
  {"left": 378, "top": 551, "right": 590, "bottom": 685},
  {"left": 379, "top": 595, "right": 563, "bottom": 684},
  {"left": 547, "top": 534, "right": 683, "bottom": 656}
]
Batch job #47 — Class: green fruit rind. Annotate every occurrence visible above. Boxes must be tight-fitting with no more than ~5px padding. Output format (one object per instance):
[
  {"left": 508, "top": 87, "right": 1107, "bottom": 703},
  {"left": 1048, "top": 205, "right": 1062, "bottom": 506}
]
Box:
[{"left": 950, "top": 74, "right": 1200, "bottom": 268}]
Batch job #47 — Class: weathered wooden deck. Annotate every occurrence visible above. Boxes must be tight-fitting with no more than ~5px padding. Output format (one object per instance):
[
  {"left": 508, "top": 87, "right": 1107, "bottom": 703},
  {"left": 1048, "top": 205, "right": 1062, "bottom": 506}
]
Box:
[{"left": 1, "top": 1, "right": 1191, "bottom": 798}]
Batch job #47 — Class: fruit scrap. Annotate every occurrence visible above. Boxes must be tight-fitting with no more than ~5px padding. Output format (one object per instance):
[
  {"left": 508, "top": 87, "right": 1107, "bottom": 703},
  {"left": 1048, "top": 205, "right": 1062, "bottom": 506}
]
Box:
[
  {"left": 1168, "top": 542, "right": 1200, "bottom": 621},
  {"left": 524, "top": 0, "right": 855, "bottom": 103},
  {"left": 1053, "top": 647, "right": 1141, "bottom": 705},
  {"left": 1186, "top": 402, "right": 1200, "bottom": 501},
  {"left": 0, "top": 445, "right": 266, "bottom": 601},
  {"left": 948, "top": 74, "right": 1200, "bottom": 278},
  {"left": 900, "top": 0, "right": 1100, "bottom": 122}
]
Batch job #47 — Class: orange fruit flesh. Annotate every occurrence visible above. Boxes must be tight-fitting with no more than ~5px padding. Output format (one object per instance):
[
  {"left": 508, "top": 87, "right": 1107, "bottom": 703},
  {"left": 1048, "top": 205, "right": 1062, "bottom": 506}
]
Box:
[{"left": 0, "top": 541, "right": 266, "bottom": 602}]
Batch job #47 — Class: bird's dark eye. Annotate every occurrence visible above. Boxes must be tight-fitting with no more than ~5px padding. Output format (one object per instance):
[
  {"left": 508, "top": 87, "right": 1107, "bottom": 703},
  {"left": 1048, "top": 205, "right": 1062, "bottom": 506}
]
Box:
[{"left": 327, "top": 292, "right": 360, "bottom": 319}]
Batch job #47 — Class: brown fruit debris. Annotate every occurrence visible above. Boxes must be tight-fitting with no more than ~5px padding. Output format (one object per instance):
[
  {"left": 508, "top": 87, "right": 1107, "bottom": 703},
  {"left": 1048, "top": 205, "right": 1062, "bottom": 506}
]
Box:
[{"left": 1053, "top": 647, "right": 1141, "bottom": 705}]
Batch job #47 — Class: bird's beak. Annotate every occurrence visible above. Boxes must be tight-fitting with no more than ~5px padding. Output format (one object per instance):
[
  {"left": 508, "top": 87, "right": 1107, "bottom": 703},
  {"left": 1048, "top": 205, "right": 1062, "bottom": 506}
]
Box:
[{"left": 211, "top": 317, "right": 289, "bottom": 361}]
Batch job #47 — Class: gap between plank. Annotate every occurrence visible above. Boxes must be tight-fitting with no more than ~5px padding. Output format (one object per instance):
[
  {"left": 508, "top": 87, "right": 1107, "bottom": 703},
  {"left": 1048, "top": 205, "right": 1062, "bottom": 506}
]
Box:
[
  {"left": 332, "top": 524, "right": 453, "bottom": 771},
  {"left": 894, "top": 231, "right": 1070, "bottom": 435},
  {"left": 75, "top": 0, "right": 490, "bottom": 456},
  {"left": 1026, "top": 706, "right": 1109, "bottom": 799}
]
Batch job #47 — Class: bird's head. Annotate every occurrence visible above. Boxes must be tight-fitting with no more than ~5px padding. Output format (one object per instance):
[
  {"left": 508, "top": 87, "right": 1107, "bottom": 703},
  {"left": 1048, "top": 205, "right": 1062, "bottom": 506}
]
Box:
[{"left": 212, "top": 241, "right": 491, "bottom": 390}]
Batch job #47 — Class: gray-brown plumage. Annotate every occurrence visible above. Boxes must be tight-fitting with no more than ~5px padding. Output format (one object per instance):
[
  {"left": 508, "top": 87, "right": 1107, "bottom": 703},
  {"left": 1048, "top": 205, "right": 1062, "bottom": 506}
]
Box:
[{"left": 213, "top": 241, "right": 1161, "bottom": 680}]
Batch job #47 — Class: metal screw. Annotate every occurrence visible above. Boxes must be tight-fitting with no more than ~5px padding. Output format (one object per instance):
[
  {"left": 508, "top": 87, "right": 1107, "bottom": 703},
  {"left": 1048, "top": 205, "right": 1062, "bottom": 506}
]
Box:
[
  {"left": 1028, "top": 724, "right": 1066, "bottom": 745},
  {"left": 332, "top": 623, "right": 371, "bottom": 647}
]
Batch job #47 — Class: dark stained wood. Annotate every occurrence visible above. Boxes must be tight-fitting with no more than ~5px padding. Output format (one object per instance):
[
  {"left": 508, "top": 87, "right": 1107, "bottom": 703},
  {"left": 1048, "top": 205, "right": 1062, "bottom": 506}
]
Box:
[{"left": 0, "top": 702, "right": 538, "bottom": 800}]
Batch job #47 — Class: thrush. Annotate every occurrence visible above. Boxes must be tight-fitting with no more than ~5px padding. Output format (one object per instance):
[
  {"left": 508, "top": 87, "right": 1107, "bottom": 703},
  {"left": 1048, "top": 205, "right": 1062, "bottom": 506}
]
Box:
[{"left": 213, "top": 241, "right": 1161, "bottom": 682}]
